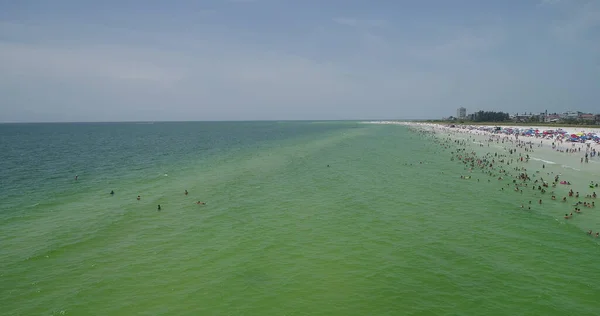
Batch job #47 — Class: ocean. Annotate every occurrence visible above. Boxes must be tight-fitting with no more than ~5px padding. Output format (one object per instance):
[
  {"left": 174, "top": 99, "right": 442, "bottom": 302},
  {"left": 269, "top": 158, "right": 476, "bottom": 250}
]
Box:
[{"left": 1, "top": 121, "right": 599, "bottom": 315}]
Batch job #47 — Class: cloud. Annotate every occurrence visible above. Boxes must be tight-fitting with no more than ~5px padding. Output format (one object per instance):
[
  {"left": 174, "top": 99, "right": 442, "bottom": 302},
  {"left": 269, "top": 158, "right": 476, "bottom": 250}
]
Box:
[
  {"left": 0, "top": 19, "right": 521, "bottom": 122},
  {"left": 0, "top": 42, "right": 186, "bottom": 84},
  {"left": 538, "top": 0, "right": 561, "bottom": 6},
  {"left": 0, "top": 22, "right": 375, "bottom": 121},
  {"left": 332, "top": 17, "right": 387, "bottom": 28},
  {"left": 545, "top": 0, "right": 600, "bottom": 40},
  {"left": 405, "top": 26, "right": 506, "bottom": 64},
  {"left": 0, "top": 2, "right": 599, "bottom": 122}
]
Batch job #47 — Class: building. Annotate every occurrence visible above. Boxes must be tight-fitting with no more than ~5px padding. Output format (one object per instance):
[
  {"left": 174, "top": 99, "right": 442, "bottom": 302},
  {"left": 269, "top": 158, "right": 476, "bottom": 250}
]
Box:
[
  {"left": 456, "top": 107, "right": 467, "bottom": 119},
  {"left": 560, "top": 111, "right": 579, "bottom": 119},
  {"left": 512, "top": 113, "right": 534, "bottom": 122},
  {"left": 544, "top": 114, "right": 560, "bottom": 122}
]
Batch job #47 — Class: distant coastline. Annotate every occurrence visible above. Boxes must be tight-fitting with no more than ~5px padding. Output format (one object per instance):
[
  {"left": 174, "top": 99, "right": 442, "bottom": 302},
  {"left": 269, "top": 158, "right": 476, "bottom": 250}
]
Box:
[
  {"left": 0, "top": 119, "right": 426, "bottom": 125},
  {"left": 420, "top": 120, "right": 600, "bottom": 129}
]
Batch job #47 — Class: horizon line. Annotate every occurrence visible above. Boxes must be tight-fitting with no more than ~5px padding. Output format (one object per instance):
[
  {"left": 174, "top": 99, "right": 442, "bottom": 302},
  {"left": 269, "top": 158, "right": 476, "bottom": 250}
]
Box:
[{"left": 0, "top": 118, "right": 433, "bottom": 124}]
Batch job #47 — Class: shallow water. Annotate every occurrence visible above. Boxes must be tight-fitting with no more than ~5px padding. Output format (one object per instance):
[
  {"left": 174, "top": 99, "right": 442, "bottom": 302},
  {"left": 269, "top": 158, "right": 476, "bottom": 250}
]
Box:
[
  {"left": 1, "top": 122, "right": 600, "bottom": 315},
  {"left": 446, "top": 129, "right": 600, "bottom": 231}
]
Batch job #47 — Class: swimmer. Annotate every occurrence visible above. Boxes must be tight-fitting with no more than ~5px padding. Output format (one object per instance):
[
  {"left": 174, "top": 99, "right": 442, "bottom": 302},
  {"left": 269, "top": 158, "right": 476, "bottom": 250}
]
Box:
[
  {"left": 137, "top": 195, "right": 141, "bottom": 200},
  {"left": 185, "top": 190, "right": 188, "bottom": 195},
  {"left": 75, "top": 175, "right": 78, "bottom": 181},
  {"left": 157, "top": 204, "right": 161, "bottom": 211},
  {"left": 110, "top": 190, "right": 114, "bottom": 195},
  {"left": 196, "top": 201, "right": 206, "bottom": 205}
]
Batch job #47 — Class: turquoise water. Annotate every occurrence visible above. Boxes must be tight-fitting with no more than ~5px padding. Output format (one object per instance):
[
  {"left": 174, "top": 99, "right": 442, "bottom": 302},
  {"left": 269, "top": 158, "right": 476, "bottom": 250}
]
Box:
[{"left": 1, "top": 121, "right": 600, "bottom": 315}]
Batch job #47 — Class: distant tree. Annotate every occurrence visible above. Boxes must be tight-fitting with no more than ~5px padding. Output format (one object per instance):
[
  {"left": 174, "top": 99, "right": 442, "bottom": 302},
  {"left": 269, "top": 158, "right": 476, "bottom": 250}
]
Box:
[
  {"left": 562, "top": 118, "right": 578, "bottom": 125},
  {"left": 470, "top": 111, "right": 510, "bottom": 122}
]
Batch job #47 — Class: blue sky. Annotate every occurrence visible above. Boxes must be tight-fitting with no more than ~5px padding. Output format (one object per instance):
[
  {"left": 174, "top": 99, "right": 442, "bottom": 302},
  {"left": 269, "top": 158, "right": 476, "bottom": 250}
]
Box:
[{"left": 0, "top": 0, "right": 599, "bottom": 122}]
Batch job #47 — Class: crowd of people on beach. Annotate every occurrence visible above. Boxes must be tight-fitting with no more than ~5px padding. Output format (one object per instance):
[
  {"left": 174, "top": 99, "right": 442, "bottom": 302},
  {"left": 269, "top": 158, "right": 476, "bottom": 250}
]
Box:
[{"left": 408, "top": 124, "right": 600, "bottom": 239}]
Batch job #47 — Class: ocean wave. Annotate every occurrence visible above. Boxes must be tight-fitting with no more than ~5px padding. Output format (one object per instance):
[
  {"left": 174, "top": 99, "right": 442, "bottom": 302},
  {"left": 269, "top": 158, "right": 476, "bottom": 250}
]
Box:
[
  {"left": 529, "top": 157, "right": 557, "bottom": 165},
  {"left": 561, "top": 165, "right": 581, "bottom": 171}
]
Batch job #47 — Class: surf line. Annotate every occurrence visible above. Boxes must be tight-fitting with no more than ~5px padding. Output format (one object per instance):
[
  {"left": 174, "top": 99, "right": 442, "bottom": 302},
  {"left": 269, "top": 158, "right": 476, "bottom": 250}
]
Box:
[
  {"left": 561, "top": 165, "right": 581, "bottom": 172},
  {"left": 529, "top": 157, "right": 557, "bottom": 165}
]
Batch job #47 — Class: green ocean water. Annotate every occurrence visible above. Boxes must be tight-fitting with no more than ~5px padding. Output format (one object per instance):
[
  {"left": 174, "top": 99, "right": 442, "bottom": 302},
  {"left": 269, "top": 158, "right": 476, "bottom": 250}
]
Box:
[{"left": 1, "top": 121, "right": 599, "bottom": 315}]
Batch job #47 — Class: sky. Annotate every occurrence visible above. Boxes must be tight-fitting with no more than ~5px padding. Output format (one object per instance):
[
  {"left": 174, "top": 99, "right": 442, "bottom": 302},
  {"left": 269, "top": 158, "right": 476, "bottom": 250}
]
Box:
[{"left": 0, "top": 0, "right": 599, "bottom": 122}]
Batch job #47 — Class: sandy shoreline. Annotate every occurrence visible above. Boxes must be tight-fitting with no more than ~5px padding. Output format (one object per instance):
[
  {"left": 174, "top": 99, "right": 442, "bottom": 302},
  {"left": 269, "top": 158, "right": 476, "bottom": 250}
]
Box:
[
  {"left": 363, "top": 121, "right": 600, "bottom": 135},
  {"left": 366, "top": 119, "right": 600, "bottom": 191},
  {"left": 364, "top": 121, "right": 600, "bottom": 155}
]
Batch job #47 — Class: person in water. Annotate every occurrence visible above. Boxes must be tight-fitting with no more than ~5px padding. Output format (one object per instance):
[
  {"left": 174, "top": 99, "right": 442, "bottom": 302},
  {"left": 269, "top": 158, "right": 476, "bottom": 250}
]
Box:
[
  {"left": 196, "top": 201, "right": 206, "bottom": 205},
  {"left": 137, "top": 195, "right": 141, "bottom": 200},
  {"left": 185, "top": 190, "right": 188, "bottom": 195},
  {"left": 157, "top": 205, "right": 161, "bottom": 211},
  {"left": 110, "top": 190, "right": 114, "bottom": 195}
]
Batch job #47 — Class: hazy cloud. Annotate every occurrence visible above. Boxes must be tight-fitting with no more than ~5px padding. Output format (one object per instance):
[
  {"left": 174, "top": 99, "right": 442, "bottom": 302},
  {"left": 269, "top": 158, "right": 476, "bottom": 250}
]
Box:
[
  {"left": 332, "top": 17, "right": 388, "bottom": 28},
  {"left": 0, "top": 1, "right": 599, "bottom": 122}
]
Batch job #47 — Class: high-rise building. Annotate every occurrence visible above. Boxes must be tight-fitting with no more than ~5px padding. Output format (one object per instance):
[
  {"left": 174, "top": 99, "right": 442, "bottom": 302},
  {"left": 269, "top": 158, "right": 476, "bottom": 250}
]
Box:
[{"left": 456, "top": 107, "right": 467, "bottom": 119}]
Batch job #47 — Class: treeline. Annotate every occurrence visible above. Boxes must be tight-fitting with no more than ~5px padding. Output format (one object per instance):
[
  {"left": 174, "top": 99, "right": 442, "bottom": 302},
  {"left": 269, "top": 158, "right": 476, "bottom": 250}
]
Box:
[{"left": 470, "top": 111, "right": 510, "bottom": 122}]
